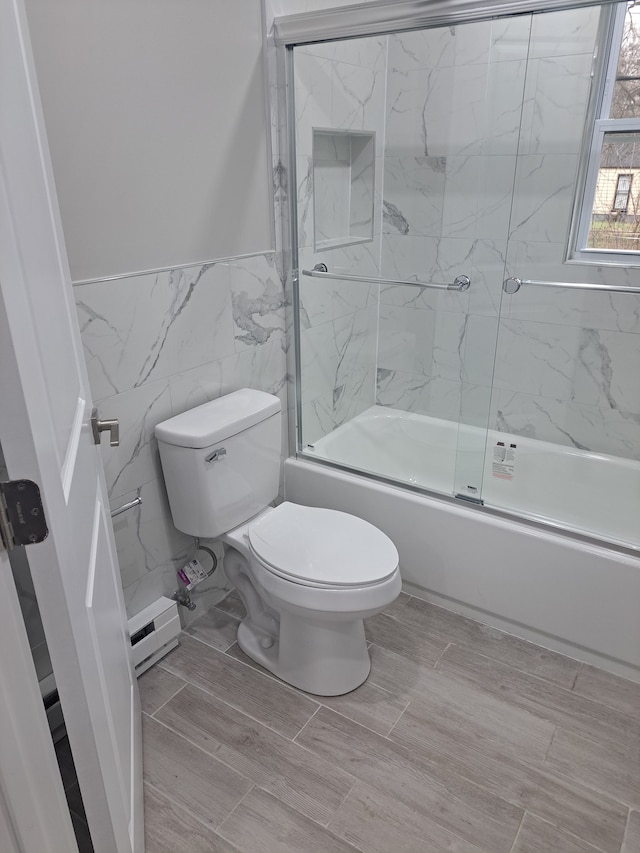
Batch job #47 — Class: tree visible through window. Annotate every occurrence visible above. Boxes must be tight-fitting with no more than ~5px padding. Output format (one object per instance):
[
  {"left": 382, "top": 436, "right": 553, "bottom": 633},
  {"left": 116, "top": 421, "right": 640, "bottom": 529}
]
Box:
[{"left": 584, "top": 1, "right": 640, "bottom": 255}]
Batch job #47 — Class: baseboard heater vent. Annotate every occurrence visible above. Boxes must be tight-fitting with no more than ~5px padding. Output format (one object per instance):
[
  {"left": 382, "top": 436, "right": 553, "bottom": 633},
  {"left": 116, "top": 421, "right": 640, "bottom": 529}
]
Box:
[{"left": 128, "top": 597, "right": 181, "bottom": 677}]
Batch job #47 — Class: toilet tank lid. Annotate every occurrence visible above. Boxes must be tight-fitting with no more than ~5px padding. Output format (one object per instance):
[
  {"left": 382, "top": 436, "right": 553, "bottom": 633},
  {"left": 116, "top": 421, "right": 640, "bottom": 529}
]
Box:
[{"left": 155, "top": 389, "right": 281, "bottom": 448}]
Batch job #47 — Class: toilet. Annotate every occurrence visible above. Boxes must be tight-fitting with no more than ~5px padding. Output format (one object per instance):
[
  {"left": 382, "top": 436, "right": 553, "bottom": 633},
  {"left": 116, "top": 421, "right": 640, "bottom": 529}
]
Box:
[{"left": 155, "top": 388, "right": 401, "bottom": 696}]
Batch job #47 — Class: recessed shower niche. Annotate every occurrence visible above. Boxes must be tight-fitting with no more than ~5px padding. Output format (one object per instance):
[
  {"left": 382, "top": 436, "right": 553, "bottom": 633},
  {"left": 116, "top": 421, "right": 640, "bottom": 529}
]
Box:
[{"left": 312, "top": 129, "right": 375, "bottom": 251}]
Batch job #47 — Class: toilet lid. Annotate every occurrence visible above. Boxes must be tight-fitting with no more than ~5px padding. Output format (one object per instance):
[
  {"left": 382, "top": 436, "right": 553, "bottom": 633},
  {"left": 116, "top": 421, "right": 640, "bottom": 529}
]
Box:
[{"left": 248, "top": 502, "right": 399, "bottom": 587}]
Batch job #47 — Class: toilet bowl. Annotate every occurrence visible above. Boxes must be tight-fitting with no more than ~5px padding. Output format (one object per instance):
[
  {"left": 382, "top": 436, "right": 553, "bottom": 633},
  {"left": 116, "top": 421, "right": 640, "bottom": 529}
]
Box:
[
  {"left": 155, "top": 388, "right": 401, "bottom": 696},
  {"left": 222, "top": 502, "right": 401, "bottom": 695}
]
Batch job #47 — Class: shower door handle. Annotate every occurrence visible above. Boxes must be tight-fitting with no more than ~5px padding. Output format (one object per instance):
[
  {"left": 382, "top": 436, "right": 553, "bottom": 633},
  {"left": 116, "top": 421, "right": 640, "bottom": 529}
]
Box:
[{"left": 91, "top": 408, "right": 120, "bottom": 447}]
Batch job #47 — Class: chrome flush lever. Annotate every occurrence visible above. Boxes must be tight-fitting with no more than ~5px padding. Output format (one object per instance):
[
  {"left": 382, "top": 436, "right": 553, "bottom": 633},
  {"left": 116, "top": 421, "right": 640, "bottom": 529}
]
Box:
[
  {"left": 205, "top": 448, "right": 226, "bottom": 463},
  {"left": 91, "top": 408, "right": 120, "bottom": 447}
]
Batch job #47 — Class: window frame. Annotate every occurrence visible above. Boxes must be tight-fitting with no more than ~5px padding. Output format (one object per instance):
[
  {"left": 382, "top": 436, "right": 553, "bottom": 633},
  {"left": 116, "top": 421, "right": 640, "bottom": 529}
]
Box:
[
  {"left": 612, "top": 172, "right": 632, "bottom": 211},
  {"left": 570, "top": 1, "right": 640, "bottom": 267}
]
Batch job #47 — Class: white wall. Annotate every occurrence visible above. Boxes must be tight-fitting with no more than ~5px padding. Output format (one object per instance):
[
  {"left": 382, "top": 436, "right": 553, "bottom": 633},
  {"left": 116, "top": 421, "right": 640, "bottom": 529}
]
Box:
[{"left": 25, "top": 0, "right": 273, "bottom": 282}]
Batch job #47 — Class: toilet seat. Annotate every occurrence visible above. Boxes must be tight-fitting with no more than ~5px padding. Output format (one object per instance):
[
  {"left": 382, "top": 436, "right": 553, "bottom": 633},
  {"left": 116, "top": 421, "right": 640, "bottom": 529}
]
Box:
[{"left": 248, "top": 502, "right": 399, "bottom": 589}]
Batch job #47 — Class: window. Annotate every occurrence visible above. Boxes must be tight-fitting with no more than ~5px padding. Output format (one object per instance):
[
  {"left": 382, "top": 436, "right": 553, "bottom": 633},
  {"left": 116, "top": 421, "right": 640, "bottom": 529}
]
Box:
[
  {"left": 573, "top": 2, "right": 640, "bottom": 263},
  {"left": 613, "top": 173, "right": 633, "bottom": 211}
]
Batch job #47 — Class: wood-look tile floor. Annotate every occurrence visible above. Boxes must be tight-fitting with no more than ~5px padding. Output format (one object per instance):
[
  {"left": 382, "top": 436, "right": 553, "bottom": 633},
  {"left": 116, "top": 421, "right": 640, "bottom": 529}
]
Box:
[{"left": 140, "top": 591, "right": 640, "bottom": 853}]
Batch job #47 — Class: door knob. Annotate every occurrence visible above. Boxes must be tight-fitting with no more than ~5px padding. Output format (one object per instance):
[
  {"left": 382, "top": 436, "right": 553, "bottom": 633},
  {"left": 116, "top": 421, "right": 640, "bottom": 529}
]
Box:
[{"left": 91, "top": 408, "right": 120, "bottom": 447}]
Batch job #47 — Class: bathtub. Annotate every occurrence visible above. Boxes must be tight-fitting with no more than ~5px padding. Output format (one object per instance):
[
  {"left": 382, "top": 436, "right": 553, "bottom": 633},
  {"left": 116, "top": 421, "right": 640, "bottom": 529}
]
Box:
[{"left": 285, "top": 406, "right": 640, "bottom": 680}]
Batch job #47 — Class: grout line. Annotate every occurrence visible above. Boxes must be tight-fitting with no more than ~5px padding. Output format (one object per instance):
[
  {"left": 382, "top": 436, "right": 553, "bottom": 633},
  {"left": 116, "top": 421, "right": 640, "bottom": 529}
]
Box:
[
  {"left": 621, "top": 808, "right": 632, "bottom": 853},
  {"left": 324, "top": 777, "right": 359, "bottom": 830},
  {"left": 292, "top": 704, "right": 321, "bottom": 744},
  {"left": 315, "top": 704, "right": 405, "bottom": 745},
  {"left": 216, "top": 785, "right": 256, "bottom": 837},
  {"left": 436, "top": 639, "right": 626, "bottom": 711},
  {"left": 159, "top": 646, "right": 321, "bottom": 742},
  {"left": 147, "top": 686, "right": 361, "bottom": 819},
  {"left": 183, "top": 628, "right": 239, "bottom": 656},
  {"left": 150, "top": 682, "right": 188, "bottom": 718},
  {"left": 541, "top": 726, "right": 558, "bottom": 765},
  {"left": 385, "top": 698, "right": 411, "bottom": 739},
  {"left": 569, "top": 663, "right": 582, "bottom": 692},
  {"left": 144, "top": 713, "right": 259, "bottom": 793},
  {"left": 432, "top": 641, "right": 454, "bottom": 669},
  {"left": 520, "top": 811, "right": 613, "bottom": 853},
  {"left": 145, "top": 778, "right": 248, "bottom": 838},
  {"left": 537, "top": 755, "right": 637, "bottom": 813},
  {"left": 508, "top": 811, "right": 526, "bottom": 853}
]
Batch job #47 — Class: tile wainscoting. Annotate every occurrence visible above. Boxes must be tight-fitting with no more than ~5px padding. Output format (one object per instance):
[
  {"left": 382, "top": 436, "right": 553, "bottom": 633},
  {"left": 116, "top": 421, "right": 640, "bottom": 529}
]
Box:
[{"left": 74, "top": 251, "right": 287, "bottom": 619}]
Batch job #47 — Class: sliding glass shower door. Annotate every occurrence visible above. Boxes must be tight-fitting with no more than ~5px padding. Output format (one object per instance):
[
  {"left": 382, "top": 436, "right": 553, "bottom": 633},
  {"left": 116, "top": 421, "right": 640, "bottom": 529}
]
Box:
[{"left": 291, "top": 2, "right": 640, "bottom": 549}]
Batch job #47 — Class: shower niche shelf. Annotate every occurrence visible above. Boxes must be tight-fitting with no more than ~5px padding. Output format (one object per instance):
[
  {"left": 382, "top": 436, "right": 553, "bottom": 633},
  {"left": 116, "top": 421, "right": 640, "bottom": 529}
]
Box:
[{"left": 312, "top": 128, "right": 375, "bottom": 252}]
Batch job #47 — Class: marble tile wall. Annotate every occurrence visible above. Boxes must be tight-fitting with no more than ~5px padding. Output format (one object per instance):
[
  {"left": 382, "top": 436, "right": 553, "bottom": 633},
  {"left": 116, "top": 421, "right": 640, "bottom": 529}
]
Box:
[
  {"left": 75, "top": 252, "right": 287, "bottom": 618},
  {"left": 498, "top": 7, "right": 640, "bottom": 460},
  {"left": 376, "top": 15, "right": 534, "bottom": 430},
  {"left": 373, "top": 6, "right": 640, "bottom": 461},
  {"left": 294, "top": 35, "right": 388, "bottom": 446}
]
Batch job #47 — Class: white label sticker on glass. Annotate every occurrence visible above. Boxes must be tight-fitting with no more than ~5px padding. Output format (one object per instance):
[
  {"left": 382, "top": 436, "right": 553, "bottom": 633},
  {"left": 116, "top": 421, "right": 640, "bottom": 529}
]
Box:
[{"left": 492, "top": 442, "right": 516, "bottom": 480}]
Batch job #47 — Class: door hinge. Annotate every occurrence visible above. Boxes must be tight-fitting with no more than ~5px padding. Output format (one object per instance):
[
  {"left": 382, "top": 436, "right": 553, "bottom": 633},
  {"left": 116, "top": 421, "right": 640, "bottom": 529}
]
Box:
[{"left": 0, "top": 480, "right": 49, "bottom": 553}]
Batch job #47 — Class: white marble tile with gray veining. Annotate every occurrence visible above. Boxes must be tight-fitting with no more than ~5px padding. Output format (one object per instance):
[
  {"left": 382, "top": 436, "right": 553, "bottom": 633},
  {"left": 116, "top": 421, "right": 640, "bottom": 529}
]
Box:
[
  {"left": 293, "top": 51, "right": 332, "bottom": 157},
  {"left": 297, "top": 155, "right": 314, "bottom": 249},
  {"left": 220, "top": 337, "right": 288, "bottom": 401},
  {"left": 487, "top": 15, "right": 533, "bottom": 63},
  {"left": 109, "top": 478, "right": 193, "bottom": 591},
  {"left": 168, "top": 361, "right": 224, "bottom": 417},
  {"left": 122, "top": 555, "right": 230, "bottom": 624},
  {"left": 382, "top": 156, "right": 446, "bottom": 237},
  {"left": 387, "top": 28, "right": 456, "bottom": 74},
  {"left": 379, "top": 234, "right": 472, "bottom": 313},
  {"left": 230, "top": 253, "right": 285, "bottom": 351},
  {"left": 417, "top": 61, "right": 526, "bottom": 158},
  {"left": 490, "top": 388, "right": 640, "bottom": 459},
  {"left": 377, "top": 304, "right": 436, "bottom": 376},
  {"left": 301, "top": 367, "right": 376, "bottom": 447},
  {"left": 518, "top": 54, "right": 593, "bottom": 156},
  {"left": 332, "top": 62, "right": 386, "bottom": 154},
  {"left": 528, "top": 5, "right": 600, "bottom": 59},
  {"left": 298, "top": 267, "right": 376, "bottom": 330},
  {"left": 378, "top": 237, "right": 504, "bottom": 318},
  {"left": 76, "top": 263, "right": 236, "bottom": 400},
  {"left": 493, "top": 319, "right": 581, "bottom": 400},
  {"left": 431, "top": 311, "right": 468, "bottom": 383},
  {"left": 462, "top": 314, "right": 500, "bottom": 387},
  {"left": 508, "top": 154, "right": 580, "bottom": 243},
  {"left": 442, "top": 155, "right": 517, "bottom": 241},
  {"left": 100, "top": 379, "right": 173, "bottom": 500},
  {"left": 504, "top": 240, "right": 640, "bottom": 333},
  {"left": 572, "top": 327, "right": 640, "bottom": 414},
  {"left": 300, "top": 305, "right": 377, "bottom": 404},
  {"left": 376, "top": 369, "right": 462, "bottom": 421},
  {"left": 298, "top": 34, "right": 387, "bottom": 72}
]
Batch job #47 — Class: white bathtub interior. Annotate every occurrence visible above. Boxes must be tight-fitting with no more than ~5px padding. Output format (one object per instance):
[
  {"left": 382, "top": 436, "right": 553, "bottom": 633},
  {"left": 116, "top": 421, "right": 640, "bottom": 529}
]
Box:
[{"left": 304, "top": 405, "right": 640, "bottom": 552}]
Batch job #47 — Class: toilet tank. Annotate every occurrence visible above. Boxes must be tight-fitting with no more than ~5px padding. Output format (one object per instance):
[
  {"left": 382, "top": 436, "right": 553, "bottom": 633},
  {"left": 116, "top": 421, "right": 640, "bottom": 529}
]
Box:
[{"left": 155, "top": 389, "right": 281, "bottom": 538}]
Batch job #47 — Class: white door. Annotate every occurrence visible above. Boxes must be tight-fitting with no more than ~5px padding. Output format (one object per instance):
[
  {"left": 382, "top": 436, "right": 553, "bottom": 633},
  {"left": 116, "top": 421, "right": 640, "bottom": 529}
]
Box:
[{"left": 0, "top": 1, "right": 143, "bottom": 851}]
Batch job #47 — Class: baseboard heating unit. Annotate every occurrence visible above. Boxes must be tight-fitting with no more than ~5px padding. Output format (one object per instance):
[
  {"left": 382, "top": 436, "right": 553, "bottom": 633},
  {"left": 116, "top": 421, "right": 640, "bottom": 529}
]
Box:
[{"left": 128, "top": 597, "right": 180, "bottom": 676}]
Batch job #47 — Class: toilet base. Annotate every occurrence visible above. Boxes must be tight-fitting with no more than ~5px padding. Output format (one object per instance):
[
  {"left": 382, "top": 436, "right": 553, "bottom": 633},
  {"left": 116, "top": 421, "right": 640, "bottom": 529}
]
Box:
[{"left": 237, "top": 611, "right": 371, "bottom": 696}]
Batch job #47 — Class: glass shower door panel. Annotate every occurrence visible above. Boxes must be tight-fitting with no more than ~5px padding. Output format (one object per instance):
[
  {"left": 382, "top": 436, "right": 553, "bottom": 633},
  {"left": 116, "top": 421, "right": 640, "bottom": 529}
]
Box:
[
  {"left": 488, "top": 270, "right": 640, "bottom": 549},
  {"left": 293, "top": 35, "right": 387, "bottom": 476},
  {"left": 474, "top": 4, "right": 640, "bottom": 548},
  {"left": 377, "top": 16, "right": 533, "bottom": 499}
]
